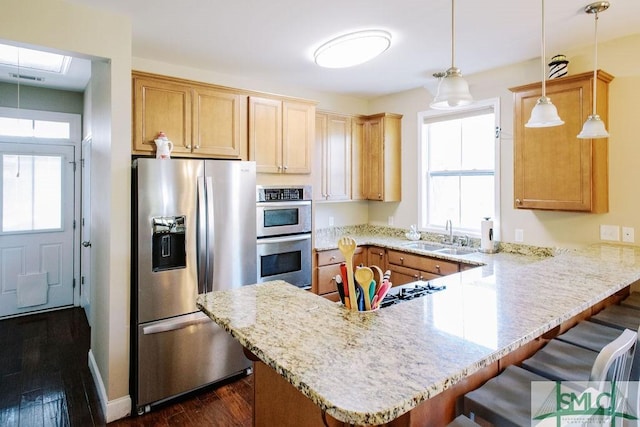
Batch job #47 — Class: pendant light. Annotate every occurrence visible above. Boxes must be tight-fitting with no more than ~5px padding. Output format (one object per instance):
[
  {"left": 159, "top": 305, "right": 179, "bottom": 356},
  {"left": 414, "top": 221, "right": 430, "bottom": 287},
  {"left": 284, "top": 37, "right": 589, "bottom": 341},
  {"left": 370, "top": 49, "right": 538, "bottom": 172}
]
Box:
[
  {"left": 430, "top": 0, "right": 473, "bottom": 109},
  {"left": 525, "top": 0, "right": 564, "bottom": 127},
  {"left": 577, "top": 1, "right": 609, "bottom": 139}
]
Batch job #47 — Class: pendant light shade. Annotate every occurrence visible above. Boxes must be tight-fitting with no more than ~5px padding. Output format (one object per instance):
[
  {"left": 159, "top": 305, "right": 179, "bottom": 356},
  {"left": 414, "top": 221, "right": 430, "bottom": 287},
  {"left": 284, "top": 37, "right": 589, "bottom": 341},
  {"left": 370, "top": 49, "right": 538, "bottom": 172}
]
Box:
[
  {"left": 577, "top": 1, "right": 609, "bottom": 139},
  {"left": 526, "top": 0, "right": 564, "bottom": 128},
  {"left": 430, "top": 0, "right": 473, "bottom": 109}
]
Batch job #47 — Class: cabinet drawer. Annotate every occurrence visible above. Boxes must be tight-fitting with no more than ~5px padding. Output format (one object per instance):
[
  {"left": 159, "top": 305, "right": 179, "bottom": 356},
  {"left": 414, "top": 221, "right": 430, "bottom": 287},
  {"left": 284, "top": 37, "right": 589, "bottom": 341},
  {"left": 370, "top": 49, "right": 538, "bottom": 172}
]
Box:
[
  {"left": 387, "top": 250, "right": 458, "bottom": 276},
  {"left": 317, "top": 264, "right": 341, "bottom": 295},
  {"left": 317, "top": 247, "right": 364, "bottom": 267},
  {"left": 317, "top": 249, "right": 344, "bottom": 266}
]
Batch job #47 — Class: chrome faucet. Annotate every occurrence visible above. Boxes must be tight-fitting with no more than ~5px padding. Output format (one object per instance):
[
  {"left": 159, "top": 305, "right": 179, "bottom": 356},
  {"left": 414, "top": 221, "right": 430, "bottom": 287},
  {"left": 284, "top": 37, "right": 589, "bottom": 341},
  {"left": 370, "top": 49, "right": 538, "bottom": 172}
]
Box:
[{"left": 444, "top": 219, "right": 453, "bottom": 245}]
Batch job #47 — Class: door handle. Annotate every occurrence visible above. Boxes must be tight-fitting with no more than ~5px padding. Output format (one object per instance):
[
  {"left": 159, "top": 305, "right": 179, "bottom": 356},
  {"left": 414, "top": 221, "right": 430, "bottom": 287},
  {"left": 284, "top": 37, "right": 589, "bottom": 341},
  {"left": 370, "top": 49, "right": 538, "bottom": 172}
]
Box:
[{"left": 82, "top": 241, "right": 91, "bottom": 247}]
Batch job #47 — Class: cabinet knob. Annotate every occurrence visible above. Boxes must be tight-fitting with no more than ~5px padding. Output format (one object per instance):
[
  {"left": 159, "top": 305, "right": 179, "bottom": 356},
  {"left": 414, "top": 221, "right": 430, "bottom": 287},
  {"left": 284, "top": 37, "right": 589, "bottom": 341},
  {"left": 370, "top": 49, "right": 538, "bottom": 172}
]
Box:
[
  {"left": 413, "top": 273, "right": 419, "bottom": 278},
  {"left": 516, "top": 198, "right": 522, "bottom": 205},
  {"left": 194, "top": 145, "right": 200, "bottom": 149},
  {"left": 277, "top": 165, "right": 282, "bottom": 170},
  {"left": 378, "top": 252, "right": 383, "bottom": 257},
  {"left": 399, "top": 257, "right": 404, "bottom": 264},
  {"left": 186, "top": 145, "right": 191, "bottom": 149},
  {"left": 435, "top": 265, "right": 441, "bottom": 272},
  {"left": 283, "top": 165, "right": 288, "bottom": 170},
  {"left": 330, "top": 256, "right": 336, "bottom": 261}
]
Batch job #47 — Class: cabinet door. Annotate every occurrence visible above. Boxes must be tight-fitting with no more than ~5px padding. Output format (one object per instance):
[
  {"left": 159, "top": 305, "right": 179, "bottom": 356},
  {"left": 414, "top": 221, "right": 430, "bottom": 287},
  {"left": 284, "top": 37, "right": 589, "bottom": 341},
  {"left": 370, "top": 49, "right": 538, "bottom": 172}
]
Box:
[
  {"left": 366, "top": 247, "right": 386, "bottom": 270},
  {"left": 283, "top": 101, "right": 314, "bottom": 174},
  {"left": 365, "top": 117, "right": 384, "bottom": 200},
  {"left": 133, "top": 76, "right": 192, "bottom": 154},
  {"left": 325, "top": 115, "right": 351, "bottom": 200},
  {"left": 193, "top": 88, "right": 245, "bottom": 158},
  {"left": 249, "top": 96, "right": 282, "bottom": 173},
  {"left": 512, "top": 71, "right": 611, "bottom": 212},
  {"left": 387, "top": 265, "right": 420, "bottom": 286},
  {"left": 313, "top": 113, "right": 328, "bottom": 200},
  {"left": 351, "top": 118, "right": 366, "bottom": 200}
]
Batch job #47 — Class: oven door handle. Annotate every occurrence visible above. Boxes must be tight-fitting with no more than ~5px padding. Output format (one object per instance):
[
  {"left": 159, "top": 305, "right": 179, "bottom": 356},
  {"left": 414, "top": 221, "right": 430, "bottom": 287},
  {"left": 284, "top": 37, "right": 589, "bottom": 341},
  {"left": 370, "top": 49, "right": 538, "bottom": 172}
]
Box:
[
  {"left": 257, "top": 200, "right": 311, "bottom": 208},
  {"left": 256, "top": 234, "right": 311, "bottom": 244}
]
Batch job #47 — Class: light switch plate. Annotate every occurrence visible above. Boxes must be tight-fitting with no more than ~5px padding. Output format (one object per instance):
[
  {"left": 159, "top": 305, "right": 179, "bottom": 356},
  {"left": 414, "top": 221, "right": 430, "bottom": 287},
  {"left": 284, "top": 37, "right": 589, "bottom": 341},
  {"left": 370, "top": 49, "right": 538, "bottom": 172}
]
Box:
[
  {"left": 600, "top": 224, "right": 620, "bottom": 241},
  {"left": 328, "top": 216, "right": 334, "bottom": 227},
  {"left": 515, "top": 229, "right": 524, "bottom": 242},
  {"left": 622, "top": 226, "right": 635, "bottom": 243}
]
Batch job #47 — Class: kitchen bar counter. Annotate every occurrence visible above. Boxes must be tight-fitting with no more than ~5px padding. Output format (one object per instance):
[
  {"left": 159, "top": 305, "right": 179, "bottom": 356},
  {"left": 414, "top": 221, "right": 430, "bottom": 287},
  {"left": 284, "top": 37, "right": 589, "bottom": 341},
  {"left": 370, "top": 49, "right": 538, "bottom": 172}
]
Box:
[{"left": 197, "top": 243, "right": 640, "bottom": 425}]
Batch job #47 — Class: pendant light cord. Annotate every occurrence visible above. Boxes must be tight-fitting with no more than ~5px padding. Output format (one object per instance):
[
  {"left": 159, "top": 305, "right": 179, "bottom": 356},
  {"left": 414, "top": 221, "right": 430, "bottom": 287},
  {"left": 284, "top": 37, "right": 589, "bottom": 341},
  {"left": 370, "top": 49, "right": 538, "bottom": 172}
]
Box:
[
  {"left": 451, "top": 0, "right": 456, "bottom": 68},
  {"left": 592, "top": 11, "right": 599, "bottom": 115},
  {"left": 541, "top": 0, "right": 546, "bottom": 98}
]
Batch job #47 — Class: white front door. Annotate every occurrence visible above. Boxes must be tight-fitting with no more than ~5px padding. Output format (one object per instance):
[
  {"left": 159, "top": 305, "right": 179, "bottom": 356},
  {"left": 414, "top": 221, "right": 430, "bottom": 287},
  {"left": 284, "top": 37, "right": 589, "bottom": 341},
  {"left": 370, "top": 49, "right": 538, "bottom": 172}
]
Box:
[{"left": 0, "top": 142, "right": 76, "bottom": 317}]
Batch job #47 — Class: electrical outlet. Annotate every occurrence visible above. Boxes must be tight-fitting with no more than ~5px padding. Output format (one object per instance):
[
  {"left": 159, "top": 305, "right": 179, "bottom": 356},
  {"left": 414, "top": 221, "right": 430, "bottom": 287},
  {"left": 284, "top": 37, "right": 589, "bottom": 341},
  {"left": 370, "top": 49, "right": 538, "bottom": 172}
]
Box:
[
  {"left": 388, "top": 216, "right": 394, "bottom": 226},
  {"left": 622, "top": 226, "right": 635, "bottom": 243},
  {"left": 600, "top": 224, "right": 620, "bottom": 241},
  {"left": 328, "top": 216, "right": 334, "bottom": 227},
  {"left": 515, "top": 229, "right": 524, "bottom": 242}
]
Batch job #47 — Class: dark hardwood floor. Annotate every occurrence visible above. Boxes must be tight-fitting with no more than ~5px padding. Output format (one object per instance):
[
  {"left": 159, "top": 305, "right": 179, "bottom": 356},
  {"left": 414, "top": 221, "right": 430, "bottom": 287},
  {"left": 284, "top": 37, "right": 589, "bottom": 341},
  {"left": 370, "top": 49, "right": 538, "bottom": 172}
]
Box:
[{"left": 0, "top": 308, "right": 253, "bottom": 427}]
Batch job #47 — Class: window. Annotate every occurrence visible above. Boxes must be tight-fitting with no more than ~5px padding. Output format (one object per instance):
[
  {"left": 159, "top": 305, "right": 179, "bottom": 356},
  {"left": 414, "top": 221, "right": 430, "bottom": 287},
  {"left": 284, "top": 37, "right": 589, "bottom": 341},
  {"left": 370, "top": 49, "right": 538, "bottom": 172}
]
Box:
[
  {"left": 0, "top": 107, "right": 79, "bottom": 142},
  {"left": 2, "top": 154, "right": 63, "bottom": 232},
  {"left": 418, "top": 99, "right": 500, "bottom": 236}
]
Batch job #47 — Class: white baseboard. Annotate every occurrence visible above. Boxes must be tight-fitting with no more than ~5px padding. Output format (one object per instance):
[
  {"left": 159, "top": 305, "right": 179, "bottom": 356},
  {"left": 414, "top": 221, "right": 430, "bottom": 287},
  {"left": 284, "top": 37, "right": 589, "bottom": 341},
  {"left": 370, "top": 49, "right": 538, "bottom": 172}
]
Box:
[{"left": 88, "top": 349, "right": 132, "bottom": 423}]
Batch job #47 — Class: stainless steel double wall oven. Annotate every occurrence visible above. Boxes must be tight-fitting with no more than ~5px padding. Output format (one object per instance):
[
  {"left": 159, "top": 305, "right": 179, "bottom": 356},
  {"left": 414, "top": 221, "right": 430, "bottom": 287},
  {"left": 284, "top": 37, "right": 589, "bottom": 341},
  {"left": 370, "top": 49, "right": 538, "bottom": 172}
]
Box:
[{"left": 256, "top": 185, "right": 312, "bottom": 289}]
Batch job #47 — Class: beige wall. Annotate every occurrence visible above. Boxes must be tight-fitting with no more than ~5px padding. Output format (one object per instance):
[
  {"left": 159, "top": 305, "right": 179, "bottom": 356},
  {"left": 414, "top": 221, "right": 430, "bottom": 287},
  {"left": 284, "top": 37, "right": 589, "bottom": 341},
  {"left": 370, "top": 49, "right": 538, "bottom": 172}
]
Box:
[
  {"left": 0, "top": 0, "right": 133, "bottom": 420},
  {"left": 362, "top": 33, "right": 640, "bottom": 249}
]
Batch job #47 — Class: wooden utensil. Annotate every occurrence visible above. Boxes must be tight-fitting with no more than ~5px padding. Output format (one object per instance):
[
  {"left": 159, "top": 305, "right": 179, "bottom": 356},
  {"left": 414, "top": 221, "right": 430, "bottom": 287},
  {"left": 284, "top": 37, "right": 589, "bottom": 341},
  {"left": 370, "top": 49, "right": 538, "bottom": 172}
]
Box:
[
  {"left": 338, "top": 237, "right": 358, "bottom": 310},
  {"left": 354, "top": 266, "right": 374, "bottom": 311}
]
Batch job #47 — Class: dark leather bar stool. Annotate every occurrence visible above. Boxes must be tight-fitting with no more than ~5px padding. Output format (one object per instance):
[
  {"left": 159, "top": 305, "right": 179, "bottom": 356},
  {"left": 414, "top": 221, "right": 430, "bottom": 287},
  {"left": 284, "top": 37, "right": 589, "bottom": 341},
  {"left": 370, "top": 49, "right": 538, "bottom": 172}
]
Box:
[
  {"left": 555, "top": 320, "right": 622, "bottom": 352},
  {"left": 464, "top": 328, "right": 638, "bottom": 426},
  {"left": 621, "top": 291, "right": 640, "bottom": 310},
  {"left": 590, "top": 304, "right": 640, "bottom": 330},
  {"left": 447, "top": 414, "right": 480, "bottom": 427}
]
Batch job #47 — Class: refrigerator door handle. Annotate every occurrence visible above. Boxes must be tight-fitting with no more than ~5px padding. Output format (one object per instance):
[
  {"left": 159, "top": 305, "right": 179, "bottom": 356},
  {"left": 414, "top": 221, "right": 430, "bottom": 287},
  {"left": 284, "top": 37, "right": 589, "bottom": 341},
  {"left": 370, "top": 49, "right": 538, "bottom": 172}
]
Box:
[
  {"left": 142, "top": 312, "right": 211, "bottom": 335},
  {"left": 197, "top": 176, "right": 207, "bottom": 294},
  {"left": 205, "top": 176, "right": 215, "bottom": 293}
]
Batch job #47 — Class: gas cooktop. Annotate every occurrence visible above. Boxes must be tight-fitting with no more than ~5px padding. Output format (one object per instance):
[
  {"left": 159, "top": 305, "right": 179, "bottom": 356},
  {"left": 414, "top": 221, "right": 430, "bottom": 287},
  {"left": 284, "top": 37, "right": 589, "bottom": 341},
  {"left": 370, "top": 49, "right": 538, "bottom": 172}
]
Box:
[{"left": 379, "top": 282, "right": 446, "bottom": 308}]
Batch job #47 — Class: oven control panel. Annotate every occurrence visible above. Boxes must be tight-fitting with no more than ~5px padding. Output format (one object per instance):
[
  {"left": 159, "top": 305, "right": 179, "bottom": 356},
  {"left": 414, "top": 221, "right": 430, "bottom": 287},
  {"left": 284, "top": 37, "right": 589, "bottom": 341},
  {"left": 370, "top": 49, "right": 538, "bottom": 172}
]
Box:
[{"left": 257, "top": 185, "right": 312, "bottom": 202}]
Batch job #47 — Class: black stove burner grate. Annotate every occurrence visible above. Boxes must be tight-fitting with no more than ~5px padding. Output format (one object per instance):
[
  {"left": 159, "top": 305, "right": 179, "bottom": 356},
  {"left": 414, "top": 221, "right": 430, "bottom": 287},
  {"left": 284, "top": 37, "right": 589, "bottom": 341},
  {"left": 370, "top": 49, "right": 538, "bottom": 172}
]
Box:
[{"left": 379, "top": 282, "right": 446, "bottom": 308}]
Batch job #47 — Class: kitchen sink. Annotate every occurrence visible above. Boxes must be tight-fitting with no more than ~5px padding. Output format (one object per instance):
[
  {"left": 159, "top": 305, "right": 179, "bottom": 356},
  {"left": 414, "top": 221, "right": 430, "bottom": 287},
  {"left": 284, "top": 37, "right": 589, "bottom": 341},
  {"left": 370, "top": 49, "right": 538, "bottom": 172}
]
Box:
[
  {"left": 432, "top": 247, "right": 476, "bottom": 256},
  {"left": 402, "top": 242, "right": 476, "bottom": 256},
  {"left": 402, "top": 242, "right": 443, "bottom": 251}
]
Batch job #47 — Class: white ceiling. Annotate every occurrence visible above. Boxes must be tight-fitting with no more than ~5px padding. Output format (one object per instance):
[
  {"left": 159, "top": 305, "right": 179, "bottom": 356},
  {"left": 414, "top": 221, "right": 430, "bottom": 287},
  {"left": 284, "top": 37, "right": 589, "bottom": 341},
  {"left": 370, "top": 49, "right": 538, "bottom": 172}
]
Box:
[{"left": 6, "top": 0, "right": 640, "bottom": 97}]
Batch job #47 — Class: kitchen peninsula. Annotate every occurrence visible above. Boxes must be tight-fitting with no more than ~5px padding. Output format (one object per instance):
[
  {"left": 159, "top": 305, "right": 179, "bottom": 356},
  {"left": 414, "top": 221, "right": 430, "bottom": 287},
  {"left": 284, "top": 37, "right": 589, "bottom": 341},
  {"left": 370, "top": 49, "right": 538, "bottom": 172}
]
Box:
[{"left": 197, "top": 242, "right": 640, "bottom": 426}]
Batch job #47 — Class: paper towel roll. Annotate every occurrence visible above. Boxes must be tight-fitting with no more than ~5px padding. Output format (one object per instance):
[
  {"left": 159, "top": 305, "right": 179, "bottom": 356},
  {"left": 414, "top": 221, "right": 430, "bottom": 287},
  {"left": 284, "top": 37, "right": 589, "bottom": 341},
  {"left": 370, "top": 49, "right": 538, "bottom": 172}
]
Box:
[{"left": 480, "top": 218, "right": 495, "bottom": 253}]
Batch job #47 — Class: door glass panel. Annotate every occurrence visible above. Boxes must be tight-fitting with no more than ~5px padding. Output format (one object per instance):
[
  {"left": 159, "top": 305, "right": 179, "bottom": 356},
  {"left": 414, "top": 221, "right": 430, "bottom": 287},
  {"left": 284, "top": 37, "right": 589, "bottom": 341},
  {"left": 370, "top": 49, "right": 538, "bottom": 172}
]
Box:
[{"left": 3, "top": 154, "right": 62, "bottom": 232}]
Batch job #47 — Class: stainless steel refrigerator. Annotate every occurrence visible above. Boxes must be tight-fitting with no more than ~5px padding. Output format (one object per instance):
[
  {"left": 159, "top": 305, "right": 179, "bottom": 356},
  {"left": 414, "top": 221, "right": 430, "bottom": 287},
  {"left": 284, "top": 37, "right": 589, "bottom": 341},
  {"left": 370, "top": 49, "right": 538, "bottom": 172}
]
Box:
[{"left": 131, "top": 158, "right": 256, "bottom": 414}]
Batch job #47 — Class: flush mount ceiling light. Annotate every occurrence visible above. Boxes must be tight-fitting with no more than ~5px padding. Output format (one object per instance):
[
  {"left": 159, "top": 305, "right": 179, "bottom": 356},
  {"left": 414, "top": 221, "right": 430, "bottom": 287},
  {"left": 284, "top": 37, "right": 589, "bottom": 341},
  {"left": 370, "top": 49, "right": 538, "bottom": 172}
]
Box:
[
  {"left": 526, "top": 0, "right": 564, "bottom": 127},
  {"left": 313, "top": 30, "right": 391, "bottom": 68},
  {"left": 430, "top": 0, "right": 473, "bottom": 109},
  {"left": 0, "top": 43, "right": 71, "bottom": 74},
  {"left": 578, "top": 1, "right": 610, "bottom": 139}
]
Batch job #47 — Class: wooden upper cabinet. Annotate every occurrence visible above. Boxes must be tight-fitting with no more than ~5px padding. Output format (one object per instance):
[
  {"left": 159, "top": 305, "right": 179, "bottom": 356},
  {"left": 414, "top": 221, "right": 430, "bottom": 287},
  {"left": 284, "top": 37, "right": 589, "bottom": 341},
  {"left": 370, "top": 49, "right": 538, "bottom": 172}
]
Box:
[
  {"left": 363, "top": 113, "right": 402, "bottom": 202},
  {"left": 192, "top": 88, "right": 245, "bottom": 158},
  {"left": 314, "top": 111, "right": 351, "bottom": 201},
  {"left": 132, "top": 71, "right": 247, "bottom": 159},
  {"left": 511, "top": 70, "right": 613, "bottom": 212},
  {"left": 249, "top": 96, "right": 282, "bottom": 173},
  {"left": 351, "top": 117, "right": 366, "bottom": 201},
  {"left": 249, "top": 96, "right": 315, "bottom": 174},
  {"left": 133, "top": 75, "right": 191, "bottom": 154}
]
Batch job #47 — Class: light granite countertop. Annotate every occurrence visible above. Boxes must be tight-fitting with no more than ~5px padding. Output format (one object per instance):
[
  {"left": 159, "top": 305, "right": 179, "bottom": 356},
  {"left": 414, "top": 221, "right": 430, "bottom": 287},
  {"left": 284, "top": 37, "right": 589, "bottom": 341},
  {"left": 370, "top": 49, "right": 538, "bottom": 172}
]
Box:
[{"left": 197, "top": 240, "right": 640, "bottom": 425}]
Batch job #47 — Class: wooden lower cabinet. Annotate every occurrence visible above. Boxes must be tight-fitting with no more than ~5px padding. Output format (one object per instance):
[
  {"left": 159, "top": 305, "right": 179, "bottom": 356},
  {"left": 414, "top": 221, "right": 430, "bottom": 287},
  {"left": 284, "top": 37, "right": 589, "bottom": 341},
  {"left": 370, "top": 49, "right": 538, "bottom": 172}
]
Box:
[
  {"left": 314, "top": 247, "right": 365, "bottom": 301},
  {"left": 386, "top": 249, "right": 459, "bottom": 286}
]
